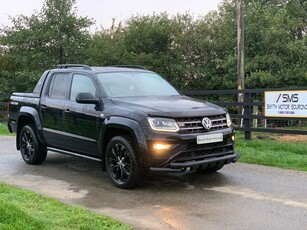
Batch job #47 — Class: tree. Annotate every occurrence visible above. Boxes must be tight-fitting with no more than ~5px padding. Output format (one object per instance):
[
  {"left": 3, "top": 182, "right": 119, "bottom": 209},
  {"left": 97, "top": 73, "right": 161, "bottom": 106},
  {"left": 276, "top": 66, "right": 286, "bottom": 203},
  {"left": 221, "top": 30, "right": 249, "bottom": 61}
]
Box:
[
  {"left": 1, "top": 0, "right": 305, "bottom": 94},
  {"left": 85, "top": 19, "right": 127, "bottom": 66},
  {"left": 244, "top": 0, "right": 307, "bottom": 88},
  {"left": 0, "top": 0, "right": 93, "bottom": 92},
  {"left": 121, "top": 13, "right": 175, "bottom": 76}
]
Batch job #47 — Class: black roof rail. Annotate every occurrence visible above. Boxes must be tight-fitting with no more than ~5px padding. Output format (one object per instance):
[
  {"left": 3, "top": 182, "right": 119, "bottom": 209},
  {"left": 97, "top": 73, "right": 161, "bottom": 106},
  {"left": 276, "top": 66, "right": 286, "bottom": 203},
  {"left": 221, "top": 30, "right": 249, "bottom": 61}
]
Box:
[
  {"left": 57, "top": 64, "right": 92, "bottom": 70},
  {"left": 107, "top": 65, "right": 147, "bottom": 70}
]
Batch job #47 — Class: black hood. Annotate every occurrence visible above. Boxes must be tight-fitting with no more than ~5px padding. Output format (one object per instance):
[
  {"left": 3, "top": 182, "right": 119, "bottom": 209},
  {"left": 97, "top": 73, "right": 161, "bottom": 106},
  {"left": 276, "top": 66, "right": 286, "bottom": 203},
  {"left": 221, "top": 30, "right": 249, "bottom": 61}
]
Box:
[{"left": 111, "top": 95, "right": 226, "bottom": 118}]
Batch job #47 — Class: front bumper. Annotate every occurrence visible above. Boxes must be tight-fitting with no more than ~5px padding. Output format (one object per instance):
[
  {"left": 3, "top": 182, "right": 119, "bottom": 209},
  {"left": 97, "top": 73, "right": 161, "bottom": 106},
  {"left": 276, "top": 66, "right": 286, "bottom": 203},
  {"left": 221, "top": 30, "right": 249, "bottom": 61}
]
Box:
[
  {"left": 150, "top": 152, "right": 239, "bottom": 172},
  {"left": 169, "top": 152, "right": 239, "bottom": 168},
  {"left": 147, "top": 128, "right": 239, "bottom": 172}
]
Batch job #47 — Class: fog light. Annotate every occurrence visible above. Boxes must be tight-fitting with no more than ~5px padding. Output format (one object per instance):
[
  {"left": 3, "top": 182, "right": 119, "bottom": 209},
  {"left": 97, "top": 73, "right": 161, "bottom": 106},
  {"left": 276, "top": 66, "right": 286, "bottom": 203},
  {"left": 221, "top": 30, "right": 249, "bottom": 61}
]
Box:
[
  {"left": 231, "top": 134, "right": 235, "bottom": 142},
  {"left": 153, "top": 143, "right": 172, "bottom": 151}
]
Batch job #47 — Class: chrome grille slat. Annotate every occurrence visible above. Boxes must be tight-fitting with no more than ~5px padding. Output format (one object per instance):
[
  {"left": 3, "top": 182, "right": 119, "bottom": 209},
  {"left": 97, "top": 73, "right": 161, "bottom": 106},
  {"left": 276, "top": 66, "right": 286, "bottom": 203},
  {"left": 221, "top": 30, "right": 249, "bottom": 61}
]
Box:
[
  {"left": 180, "top": 126, "right": 203, "bottom": 130},
  {"left": 211, "top": 123, "right": 227, "bottom": 127},
  {"left": 176, "top": 114, "right": 228, "bottom": 133},
  {"left": 212, "top": 118, "right": 226, "bottom": 122},
  {"left": 178, "top": 121, "right": 201, "bottom": 125}
]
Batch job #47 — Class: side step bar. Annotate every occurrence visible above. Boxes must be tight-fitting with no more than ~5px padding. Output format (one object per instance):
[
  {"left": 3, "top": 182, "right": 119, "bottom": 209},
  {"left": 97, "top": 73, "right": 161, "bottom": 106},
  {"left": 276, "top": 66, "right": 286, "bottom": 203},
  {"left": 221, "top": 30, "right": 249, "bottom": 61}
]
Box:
[{"left": 47, "top": 147, "right": 101, "bottom": 162}]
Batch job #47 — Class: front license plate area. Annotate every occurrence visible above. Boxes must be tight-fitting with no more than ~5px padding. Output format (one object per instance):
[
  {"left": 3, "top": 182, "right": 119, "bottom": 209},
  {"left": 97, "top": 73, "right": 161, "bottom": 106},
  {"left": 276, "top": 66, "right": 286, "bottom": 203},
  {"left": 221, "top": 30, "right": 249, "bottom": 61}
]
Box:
[{"left": 197, "top": 133, "right": 223, "bottom": 144}]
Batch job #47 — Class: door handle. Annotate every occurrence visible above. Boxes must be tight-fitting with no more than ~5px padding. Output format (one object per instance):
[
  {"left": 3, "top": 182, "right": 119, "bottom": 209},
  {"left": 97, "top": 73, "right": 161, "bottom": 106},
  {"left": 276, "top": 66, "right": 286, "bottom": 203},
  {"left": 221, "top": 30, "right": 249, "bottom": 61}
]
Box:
[
  {"left": 41, "top": 105, "right": 48, "bottom": 111},
  {"left": 65, "top": 109, "right": 71, "bottom": 113}
]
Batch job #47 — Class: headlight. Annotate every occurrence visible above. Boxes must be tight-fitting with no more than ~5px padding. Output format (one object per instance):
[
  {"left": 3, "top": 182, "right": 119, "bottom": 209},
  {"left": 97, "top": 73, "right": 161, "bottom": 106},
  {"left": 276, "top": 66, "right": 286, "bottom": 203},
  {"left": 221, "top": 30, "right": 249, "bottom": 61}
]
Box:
[
  {"left": 148, "top": 117, "right": 179, "bottom": 132},
  {"left": 226, "top": 113, "right": 232, "bottom": 127}
]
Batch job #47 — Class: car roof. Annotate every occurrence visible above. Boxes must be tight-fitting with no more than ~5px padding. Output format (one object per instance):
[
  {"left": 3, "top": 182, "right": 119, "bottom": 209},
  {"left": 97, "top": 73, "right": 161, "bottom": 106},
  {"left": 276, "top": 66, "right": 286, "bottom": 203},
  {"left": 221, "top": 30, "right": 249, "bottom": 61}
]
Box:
[
  {"left": 91, "top": 66, "right": 152, "bottom": 73},
  {"left": 54, "top": 64, "right": 153, "bottom": 74}
]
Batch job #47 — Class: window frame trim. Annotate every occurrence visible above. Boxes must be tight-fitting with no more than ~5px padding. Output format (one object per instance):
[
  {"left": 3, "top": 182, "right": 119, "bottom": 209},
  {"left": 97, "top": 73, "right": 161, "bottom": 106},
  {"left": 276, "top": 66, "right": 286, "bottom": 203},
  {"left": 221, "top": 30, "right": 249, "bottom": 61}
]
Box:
[
  {"left": 69, "top": 72, "right": 100, "bottom": 102},
  {"left": 48, "top": 72, "right": 72, "bottom": 100}
]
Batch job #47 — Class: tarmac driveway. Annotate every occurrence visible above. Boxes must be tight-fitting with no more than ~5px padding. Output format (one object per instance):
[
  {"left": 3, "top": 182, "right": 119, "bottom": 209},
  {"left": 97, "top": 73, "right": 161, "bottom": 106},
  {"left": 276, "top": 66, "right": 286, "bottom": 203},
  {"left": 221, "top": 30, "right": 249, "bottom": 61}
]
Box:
[{"left": 0, "top": 136, "right": 306, "bottom": 229}]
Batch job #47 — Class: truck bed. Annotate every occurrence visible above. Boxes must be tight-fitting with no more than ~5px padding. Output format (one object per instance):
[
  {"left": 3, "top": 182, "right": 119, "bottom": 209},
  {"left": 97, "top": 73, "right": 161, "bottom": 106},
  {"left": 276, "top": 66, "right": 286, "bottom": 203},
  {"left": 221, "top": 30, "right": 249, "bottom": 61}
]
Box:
[
  {"left": 12, "top": 92, "right": 40, "bottom": 98},
  {"left": 8, "top": 93, "right": 41, "bottom": 133}
]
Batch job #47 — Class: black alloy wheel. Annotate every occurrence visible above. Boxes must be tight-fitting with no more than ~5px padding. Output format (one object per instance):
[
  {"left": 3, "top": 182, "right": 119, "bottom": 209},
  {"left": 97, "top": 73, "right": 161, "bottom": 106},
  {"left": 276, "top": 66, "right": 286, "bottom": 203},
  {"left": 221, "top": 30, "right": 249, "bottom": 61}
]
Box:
[
  {"left": 109, "top": 143, "right": 131, "bottom": 182},
  {"left": 19, "top": 125, "right": 47, "bottom": 165},
  {"left": 20, "top": 128, "right": 34, "bottom": 161},
  {"left": 105, "top": 136, "right": 143, "bottom": 189}
]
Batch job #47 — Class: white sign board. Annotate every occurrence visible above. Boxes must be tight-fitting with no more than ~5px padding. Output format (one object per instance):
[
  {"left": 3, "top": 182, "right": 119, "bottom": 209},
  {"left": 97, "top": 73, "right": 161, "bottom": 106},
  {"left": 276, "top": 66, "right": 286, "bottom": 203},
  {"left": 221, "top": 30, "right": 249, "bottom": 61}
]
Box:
[{"left": 265, "top": 91, "right": 307, "bottom": 118}]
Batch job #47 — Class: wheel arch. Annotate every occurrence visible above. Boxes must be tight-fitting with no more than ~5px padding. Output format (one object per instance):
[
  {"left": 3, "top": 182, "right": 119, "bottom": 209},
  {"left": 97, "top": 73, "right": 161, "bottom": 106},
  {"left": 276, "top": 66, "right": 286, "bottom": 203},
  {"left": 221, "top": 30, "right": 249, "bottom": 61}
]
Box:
[
  {"left": 16, "top": 107, "right": 46, "bottom": 150},
  {"left": 100, "top": 117, "right": 149, "bottom": 166}
]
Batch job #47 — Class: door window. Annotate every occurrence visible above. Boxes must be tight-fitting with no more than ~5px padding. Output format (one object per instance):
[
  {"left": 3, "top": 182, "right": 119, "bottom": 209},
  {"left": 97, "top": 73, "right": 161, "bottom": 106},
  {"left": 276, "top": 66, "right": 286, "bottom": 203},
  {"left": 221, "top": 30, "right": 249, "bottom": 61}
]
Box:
[
  {"left": 49, "top": 73, "right": 70, "bottom": 100},
  {"left": 70, "top": 74, "right": 97, "bottom": 101}
]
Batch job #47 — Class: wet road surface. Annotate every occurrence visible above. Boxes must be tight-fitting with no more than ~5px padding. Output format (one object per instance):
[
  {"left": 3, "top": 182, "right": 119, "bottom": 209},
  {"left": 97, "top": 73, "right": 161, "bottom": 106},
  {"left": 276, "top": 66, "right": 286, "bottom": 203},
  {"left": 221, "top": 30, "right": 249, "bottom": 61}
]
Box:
[{"left": 0, "top": 136, "right": 306, "bottom": 229}]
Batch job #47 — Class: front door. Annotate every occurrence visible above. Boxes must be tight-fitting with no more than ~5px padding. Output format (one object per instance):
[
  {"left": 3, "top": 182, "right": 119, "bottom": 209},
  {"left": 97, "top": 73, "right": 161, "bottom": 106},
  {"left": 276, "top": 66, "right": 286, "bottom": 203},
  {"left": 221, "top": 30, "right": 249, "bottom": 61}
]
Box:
[{"left": 64, "top": 73, "right": 100, "bottom": 156}]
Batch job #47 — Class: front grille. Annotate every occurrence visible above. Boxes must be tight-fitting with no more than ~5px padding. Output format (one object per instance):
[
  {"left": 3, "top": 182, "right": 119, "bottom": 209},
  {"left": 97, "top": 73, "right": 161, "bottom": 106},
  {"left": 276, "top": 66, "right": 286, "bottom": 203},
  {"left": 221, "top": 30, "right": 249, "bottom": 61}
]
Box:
[
  {"left": 174, "top": 139, "right": 234, "bottom": 162},
  {"left": 177, "top": 146, "right": 233, "bottom": 161},
  {"left": 187, "top": 140, "right": 229, "bottom": 151},
  {"left": 176, "top": 114, "right": 228, "bottom": 133}
]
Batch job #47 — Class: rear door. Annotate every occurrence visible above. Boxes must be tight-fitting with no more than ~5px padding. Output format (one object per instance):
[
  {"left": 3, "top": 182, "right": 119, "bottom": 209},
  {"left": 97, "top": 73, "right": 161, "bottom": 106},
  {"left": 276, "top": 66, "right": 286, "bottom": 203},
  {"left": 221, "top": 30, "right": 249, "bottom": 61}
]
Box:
[
  {"left": 63, "top": 73, "right": 100, "bottom": 156},
  {"left": 40, "top": 72, "right": 72, "bottom": 147}
]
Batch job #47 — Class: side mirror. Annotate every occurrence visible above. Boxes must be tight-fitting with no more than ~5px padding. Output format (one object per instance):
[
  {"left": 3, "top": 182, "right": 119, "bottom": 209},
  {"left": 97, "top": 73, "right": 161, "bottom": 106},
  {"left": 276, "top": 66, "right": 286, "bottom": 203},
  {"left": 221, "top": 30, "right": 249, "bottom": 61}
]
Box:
[{"left": 76, "top": 92, "right": 99, "bottom": 105}]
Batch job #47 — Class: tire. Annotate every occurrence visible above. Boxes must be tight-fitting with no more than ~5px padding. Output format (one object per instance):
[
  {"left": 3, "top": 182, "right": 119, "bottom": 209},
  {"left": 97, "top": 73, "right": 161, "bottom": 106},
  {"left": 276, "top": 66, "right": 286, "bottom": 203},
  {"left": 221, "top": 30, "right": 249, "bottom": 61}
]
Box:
[
  {"left": 19, "top": 125, "right": 47, "bottom": 165},
  {"left": 105, "top": 135, "right": 144, "bottom": 189},
  {"left": 197, "top": 162, "right": 224, "bottom": 173}
]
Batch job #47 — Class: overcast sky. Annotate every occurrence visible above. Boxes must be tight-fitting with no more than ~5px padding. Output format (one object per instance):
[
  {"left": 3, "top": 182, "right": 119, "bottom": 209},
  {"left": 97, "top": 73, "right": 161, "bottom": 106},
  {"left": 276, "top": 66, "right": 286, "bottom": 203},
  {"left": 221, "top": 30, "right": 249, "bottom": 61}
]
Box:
[{"left": 0, "top": 0, "right": 221, "bottom": 31}]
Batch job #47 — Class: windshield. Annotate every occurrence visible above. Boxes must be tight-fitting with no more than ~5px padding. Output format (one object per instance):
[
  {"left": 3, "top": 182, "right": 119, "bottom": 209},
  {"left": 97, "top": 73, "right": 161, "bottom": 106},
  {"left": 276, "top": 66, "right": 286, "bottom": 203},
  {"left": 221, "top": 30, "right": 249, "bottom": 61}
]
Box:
[{"left": 97, "top": 72, "right": 180, "bottom": 97}]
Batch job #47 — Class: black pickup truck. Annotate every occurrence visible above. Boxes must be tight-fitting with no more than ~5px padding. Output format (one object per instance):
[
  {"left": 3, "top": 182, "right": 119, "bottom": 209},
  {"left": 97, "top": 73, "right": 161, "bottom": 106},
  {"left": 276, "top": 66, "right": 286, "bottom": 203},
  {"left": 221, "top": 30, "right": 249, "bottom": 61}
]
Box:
[{"left": 8, "top": 64, "right": 239, "bottom": 188}]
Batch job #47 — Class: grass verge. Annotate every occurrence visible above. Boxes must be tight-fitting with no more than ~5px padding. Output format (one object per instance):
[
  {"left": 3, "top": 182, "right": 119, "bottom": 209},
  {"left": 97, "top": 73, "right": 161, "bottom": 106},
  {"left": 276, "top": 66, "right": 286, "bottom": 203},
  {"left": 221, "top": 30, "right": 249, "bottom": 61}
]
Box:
[
  {"left": 0, "top": 122, "right": 14, "bottom": 136},
  {"left": 0, "top": 183, "right": 131, "bottom": 230},
  {"left": 236, "top": 132, "right": 307, "bottom": 171}
]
